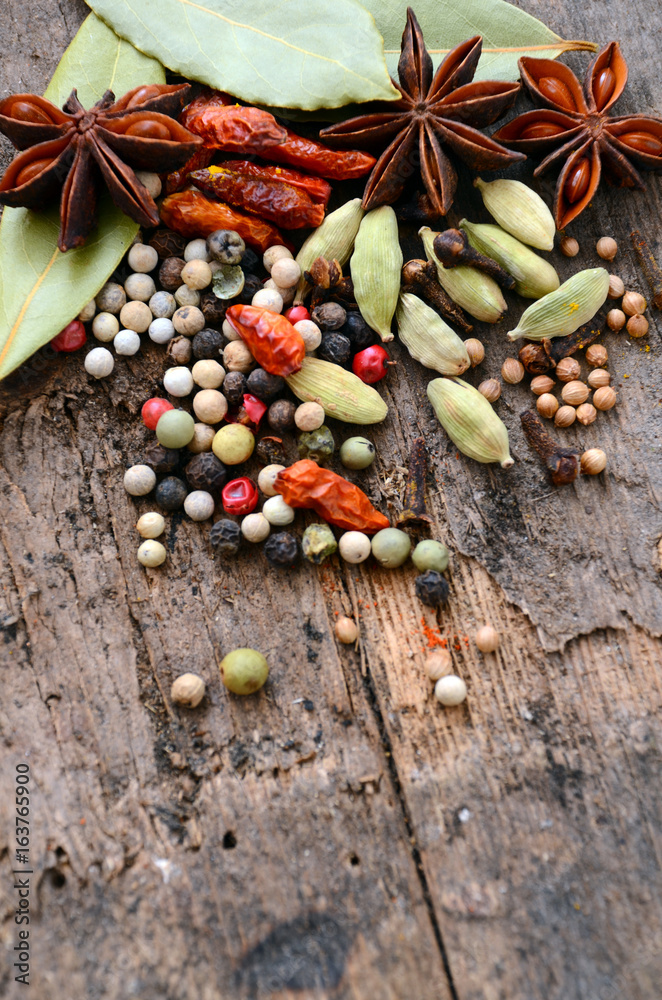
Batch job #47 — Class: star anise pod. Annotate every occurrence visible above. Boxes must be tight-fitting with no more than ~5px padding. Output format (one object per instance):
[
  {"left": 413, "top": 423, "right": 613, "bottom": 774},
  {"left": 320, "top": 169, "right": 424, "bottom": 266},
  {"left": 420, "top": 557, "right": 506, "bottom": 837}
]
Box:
[
  {"left": 0, "top": 84, "right": 203, "bottom": 251},
  {"left": 492, "top": 42, "right": 662, "bottom": 229},
  {"left": 319, "top": 8, "right": 525, "bottom": 216}
]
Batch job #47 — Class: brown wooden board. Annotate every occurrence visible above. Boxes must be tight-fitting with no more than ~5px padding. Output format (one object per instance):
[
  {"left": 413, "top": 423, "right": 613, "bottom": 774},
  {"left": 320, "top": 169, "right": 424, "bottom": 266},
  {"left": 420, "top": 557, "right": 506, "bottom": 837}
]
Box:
[{"left": 0, "top": 1, "right": 661, "bottom": 998}]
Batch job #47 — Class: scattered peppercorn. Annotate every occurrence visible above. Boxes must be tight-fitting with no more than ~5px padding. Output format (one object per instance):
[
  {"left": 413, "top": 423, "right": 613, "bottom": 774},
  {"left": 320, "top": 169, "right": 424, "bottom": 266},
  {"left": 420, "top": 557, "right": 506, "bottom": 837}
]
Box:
[
  {"left": 335, "top": 616, "right": 359, "bottom": 644},
  {"left": 246, "top": 369, "right": 286, "bottom": 403},
  {"left": 425, "top": 649, "right": 452, "bottom": 681},
  {"left": 434, "top": 675, "right": 467, "bottom": 706},
  {"left": 412, "top": 539, "right": 449, "bottom": 573},
  {"left": 51, "top": 319, "right": 87, "bottom": 352},
  {"left": 167, "top": 335, "right": 193, "bottom": 365},
  {"left": 159, "top": 257, "right": 186, "bottom": 291},
  {"left": 236, "top": 273, "right": 263, "bottom": 305},
  {"left": 294, "top": 401, "right": 326, "bottom": 432},
  {"left": 262, "top": 495, "right": 295, "bottom": 526},
  {"left": 222, "top": 477, "right": 258, "bottom": 515},
  {"left": 241, "top": 512, "right": 270, "bottom": 543},
  {"left": 220, "top": 647, "right": 269, "bottom": 695},
  {"left": 339, "top": 437, "right": 375, "bottom": 471},
  {"left": 338, "top": 530, "right": 371, "bottom": 564},
  {"left": 137, "top": 539, "right": 167, "bottom": 568},
  {"left": 415, "top": 570, "right": 449, "bottom": 607},
  {"left": 149, "top": 229, "right": 187, "bottom": 259},
  {"left": 319, "top": 332, "right": 351, "bottom": 366},
  {"left": 256, "top": 436, "right": 287, "bottom": 466},
  {"left": 343, "top": 311, "right": 375, "bottom": 349},
  {"left": 297, "top": 425, "right": 335, "bottom": 463},
  {"left": 264, "top": 531, "right": 299, "bottom": 567},
  {"left": 312, "top": 302, "right": 347, "bottom": 331},
  {"left": 267, "top": 399, "right": 296, "bottom": 433},
  {"left": 222, "top": 371, "right": 248, "bottom": 406},
  {"left": 136, "top": 512, "right": 166, "bottom": 539},
  {"left": 192, "top": 328, "right": 224, "bottom": 360},
  {"left": 124, "top": 465, "right": 156, "bottom": 497},
  {"left": 144, "top": 441, "right": 180, "bottom": 474},
  {"left": 207, "top": 229, "right": 246, "bottom": 265},
  {"left": 352, "top": 344, "right": 390, "bottom": 384},
  {"left": 257, "top": 464, "right": 286, "bottom": 497},
  {"left": 212, "top": 423, "right": 255, "bottom": 464},
  {"left": 371, "top": 528, "right": 411, "bottom": 568},
  {"left": 171, "top": 672, "right": 206, "bottom": 707},
  {"left": 155, "top": 476, "right": 188, "bottom": 511},
  {"left": 185, "top": 453, "right": 227, "bottom": 492},
  {"left": 475, "top": 625, "right": 499, "bottom": 652},
  {"left": 210, "top": 518, "right": 241, "bottom": 555}
]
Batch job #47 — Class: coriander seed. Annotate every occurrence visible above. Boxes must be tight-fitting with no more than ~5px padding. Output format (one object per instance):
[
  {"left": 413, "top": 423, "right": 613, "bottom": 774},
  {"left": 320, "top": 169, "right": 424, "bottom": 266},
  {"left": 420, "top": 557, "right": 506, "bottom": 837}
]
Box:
[
  {"left": 335, "top": 617, "right": 359, "bottom": 644},
  {"left": 478, "top": 378, "right": 501, "bottom": 402},
  {"left": 137, "top": 539, "right": 166, "bottom": 567},
  {"left": 622, "top": 290, "right": 647, "bottom": 316},
  {"left": 554, "top": 405, "right": 576, "bottom": 428},
  {"left": 434, "top": 675, "right": 467, "bottom": 706},
  {"left": 241, "top": 513, "right": 270, "bottom": 543},
  {"left": 627, "top": 314, "right": 649, "bottom": 338},
  {"left": 258, "top": 465, "right": 286, "bottom": 497},
  {"left": 124, "top": 465, "right": 156, "bottom": 496},
  {"left": 463, "top": 338, "right": 485, "bottom": 367},
  {"left": 136, "top": 512, "right": 165, "bottom": 539},
  {"left": 555, "top": 357, "right": 581, "bottom": 382},
  {"left": 593, "top": 385, "right": 617, "bottom": 411},
  {"left": 475, "top": 625, "right": 499, "bottom": 653},
  {"left": 585, "top": 344, "right": 608, "bottom": 367},
  {"left": 575, "top": 402, "right": 597, "bottom": 426},
  {"left": 530, "top": 374, "right": 555, "bottom": 395},
  {"left": 425, "top": 649, "right": 452, "bottom": 681},
  {"left": 581, "top": 448, "right": 607, "bottom": 475},
  {"left": 536, "top": 393, "right": 559, "bottom": 419},
  {"left": 596, "top": 236, "right": 618, "bottom": 260},
  {"left": 561, "top": 380, "right": 589, "bottom": 405},
  {"left": 607, "top": 308, "right": 626, "bottom": 331},
  {"left": 560, "top": 236, "right": 579, "bottom": 257},
  {"left": 608, "top": 274, "right": 625, "bottom": 298},
  {"left": 587, "top": 368, "right": 610, "bottom": 389},
  {"left": 171, "top": 673, "right": 205, "bottom": 708},
  {"left": 501, "top": 358, "right": 525, "bottom": 384}
]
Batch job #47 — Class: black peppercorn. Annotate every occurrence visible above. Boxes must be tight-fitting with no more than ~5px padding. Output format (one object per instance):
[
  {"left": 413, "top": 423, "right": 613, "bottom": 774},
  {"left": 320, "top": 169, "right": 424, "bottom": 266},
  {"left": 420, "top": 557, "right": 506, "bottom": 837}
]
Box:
[
  {"left": 267, "top": 399, "right": 296, "bottom": 433},
  {"left": 185, "top": 453, "right": 227, "bottom": 492},
  {"left": 264, "top": 531, "right": 299, "bottom": 567},
  {"left": 148, "top": 229, "right": 187, "bottom": 259},
  {"left": 414, "top": 571, "right": 450, "bottom": 607},
  {"left": 240, "top": 248, "right": 260, "bottom": 273},
  {"left": 222, "top": 371, "right": 247, "bottom": 406},
  {"left": 155, "top": 476, "right": 188, "bottom": 511},
  {"left": 199, "top": 290, "right": 227, "bottom": 327},
  {"left": 256, "top": 436, "right": 287, "bottom": 466},
  {"left": 210, "top": 518, "right": 241, "bottom": 555},
  {"left": 246, "top": 369, "right": 286, "bottom": 403},
  {"left": 319, "top": 332, "right": 351, "bottom": 366},
  {"left": 159, "top": 257, "right": 185, "bottom": 292},
  {"left": 343, "top": 311, "right": 375, "bottom": 350},
  {"left": 206, "top": 229, "right": 246, "bottom": 265},
  {"left": 144, "top": 442, "right": 180, "bottom": 475},
  {"left": 312, "top": 301, "right": 347, "bottom": 331},
  {"left": 192, "top": 328, "right": 224, "bottom": 360},
  {"left": 236, "top": 273, "right": 263, "bottom": 305}
]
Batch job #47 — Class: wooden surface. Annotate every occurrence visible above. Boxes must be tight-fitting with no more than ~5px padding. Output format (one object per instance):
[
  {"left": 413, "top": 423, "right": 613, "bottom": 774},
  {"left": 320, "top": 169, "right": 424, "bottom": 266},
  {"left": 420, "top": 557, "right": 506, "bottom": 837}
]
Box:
[{"left": 1, "top": 1, "right": 661, "bottom": 998}]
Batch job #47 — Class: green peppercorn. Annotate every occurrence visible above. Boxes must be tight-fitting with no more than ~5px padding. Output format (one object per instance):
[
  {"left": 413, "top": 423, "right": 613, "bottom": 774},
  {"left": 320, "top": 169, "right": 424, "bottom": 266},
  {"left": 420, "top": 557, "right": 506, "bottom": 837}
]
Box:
[
  {"left": 371, "top": 527, "right": 411, "bottom": 568},
  {"left": 339, "top": 436, "right": 375, "bottom": 470},
  {"left": 155, "top": 409, "right": 195, "bottom": 449},
  {"left": 302, "top": 523, "right": 338, "bottom": 564},
  {"left": 411, "top": 539, "right": 449, "bottom": 573},
  {"left": 220, "top": 648, "right": 268, "bottom": 695},
  {"left": 297, "top": 425, "right": 334, "bottom": 463}
]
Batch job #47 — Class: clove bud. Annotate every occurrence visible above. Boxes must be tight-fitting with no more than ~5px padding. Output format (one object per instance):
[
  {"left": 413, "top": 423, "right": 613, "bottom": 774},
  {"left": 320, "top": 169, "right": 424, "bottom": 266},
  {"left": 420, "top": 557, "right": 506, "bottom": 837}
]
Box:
[
  {"left": 401, "top": 259, "right": 473, "bottom": 333},
  {"left": 518, "top": 342, "right": 556, "bottom": 375},
  {"left": 542, "top": 307, "right": 608, "bottom": 363},
  {"left": 520, "top": 409, "right": 579, "bottom": 486},
  {"left": 397, "top": 437, "right": 433, "bottom": 527},
  {"left": 432, "top": 228, "right": 516, "bottom": 291}
]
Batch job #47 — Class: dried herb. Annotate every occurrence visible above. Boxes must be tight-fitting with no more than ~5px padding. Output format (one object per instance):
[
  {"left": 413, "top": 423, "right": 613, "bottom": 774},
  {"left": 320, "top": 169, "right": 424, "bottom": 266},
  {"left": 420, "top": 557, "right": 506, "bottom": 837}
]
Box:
[
  {"left": 397, "top": 437, "right": 433, "bottom": 527},
  {"left": 542, "top": 307, "right": 607, "bottom": 362},
  {"left": 493, "top": 42, "right": 662, "bottom": 228},
  {"left": 320, "top": 8, "right": 523, "bottom": 215},
  {"left": 520, "top": 409, "right": 579, "bottom": 485},
  {"left": 0, "top": 84, "right": 200, "bottom": 251}
]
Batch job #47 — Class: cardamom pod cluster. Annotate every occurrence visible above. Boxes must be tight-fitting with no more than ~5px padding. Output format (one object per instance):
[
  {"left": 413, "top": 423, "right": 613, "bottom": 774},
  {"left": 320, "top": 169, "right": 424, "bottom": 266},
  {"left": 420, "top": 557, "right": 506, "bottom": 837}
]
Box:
[
  {"left": 460, "top": 220, "right": 559, "bottom": 299},
  {"left": 427, "top": 377, "right": 514, "bottom": 468},
  {"left": 396, "top": 293, "right": 470, "bottom": 375},
  {"left": 474, "top": 177, "right": 556, "bottom": 251},
  {"left": 294, "top": 198, "right": 364, "bottom": 303},
  {"left": 507, "top": 268, "right": 610, "bottom": 342},
  {"left": 351, "top": 206, "right": 402, "bottom": 343},
  {"left": 419, "top": 226, "right": 507, "bottom": 323},
  {"left": 286, "top": 356, "right": 388, "bottom": 424}
]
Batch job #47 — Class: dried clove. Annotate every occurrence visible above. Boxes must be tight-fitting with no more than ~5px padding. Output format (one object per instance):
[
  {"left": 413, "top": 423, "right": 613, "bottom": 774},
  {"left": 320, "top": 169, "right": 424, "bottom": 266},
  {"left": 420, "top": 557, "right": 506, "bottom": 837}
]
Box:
[
  {"left": 401, "top": 259, "right": 472, "bottom": 333},
  {"left": 630, "top": 230, "right": 662, "bottom": 309},
  {"left": 518, "top": 342, "right": 556, "bottom": 375},
  {"left": 542, "top": 307, "right": 608, "bottom": 364},
  {"left": 432, "top": 229, "right": 516, "bottom": 291},
  {"left": 305, "top": 256, "right": 356, "bottom": 310},
  {"left": 520, "top": 410, "right": 579, "bottom": 486},
  {"left": 396, "top": 437, "right": 433, "bottom": 527}
]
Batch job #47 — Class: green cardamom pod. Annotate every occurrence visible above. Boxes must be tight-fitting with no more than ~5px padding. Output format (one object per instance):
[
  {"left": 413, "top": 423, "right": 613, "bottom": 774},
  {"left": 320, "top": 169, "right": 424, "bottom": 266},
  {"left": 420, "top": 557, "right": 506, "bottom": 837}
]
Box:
[
  {"left": 461, "top": 219, "right": 559, "bottom": 299},
  {"left": 474, "top": 177, "right": 556, "bottom": 251},
  {"left": 419, "top": 226, "right": 507, "bottom": 323},
  {"left": 427, "top": 377, "right": 514, "bottom": 469},
  {"left": 351, "top": 206, "right": 402, "bottom": 343},
  {"left": 507, "top": 268, "right": 610, "bottom": 342},
  {"left": 294, "top": 198, "right": 365, "bottom": 303},
  {"left": 396, "top": 292, "right": 470, "bottom": 375},
  {"left": 286, "top": 357, "right": 388, "bottom": 424}
]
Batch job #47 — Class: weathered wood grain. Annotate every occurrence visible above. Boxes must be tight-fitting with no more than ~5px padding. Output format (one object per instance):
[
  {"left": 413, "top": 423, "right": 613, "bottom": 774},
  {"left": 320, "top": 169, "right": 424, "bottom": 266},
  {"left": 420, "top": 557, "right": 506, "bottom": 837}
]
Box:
[{"left": 1, "top": 1, "right": 661, "bottom": 999}]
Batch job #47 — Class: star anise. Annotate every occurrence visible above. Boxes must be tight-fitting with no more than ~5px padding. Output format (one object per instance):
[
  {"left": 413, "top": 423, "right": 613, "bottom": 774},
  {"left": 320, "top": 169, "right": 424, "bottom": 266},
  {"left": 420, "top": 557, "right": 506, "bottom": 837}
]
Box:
[
  {"left": 319, "top": 8, "right": 525, "bottom": 216},
  {"left": 0, "top": 84, "right": 202, "bottom": 251},
  {"left": 492, "top": 42, "right": 662, "bottom": 229}
]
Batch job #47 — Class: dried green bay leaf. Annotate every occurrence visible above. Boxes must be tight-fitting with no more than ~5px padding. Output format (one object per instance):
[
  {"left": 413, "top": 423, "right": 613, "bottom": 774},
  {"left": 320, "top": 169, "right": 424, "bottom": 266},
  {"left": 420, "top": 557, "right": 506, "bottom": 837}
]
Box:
[
  {"left": 361, "top": 0, "right": 596, "bottom": 82},
  {"left": 87, "top": 0, "right": 399, "bottom": 109},
  {"left": 0, "top": 13, "right": 164, "bottom": 381}
]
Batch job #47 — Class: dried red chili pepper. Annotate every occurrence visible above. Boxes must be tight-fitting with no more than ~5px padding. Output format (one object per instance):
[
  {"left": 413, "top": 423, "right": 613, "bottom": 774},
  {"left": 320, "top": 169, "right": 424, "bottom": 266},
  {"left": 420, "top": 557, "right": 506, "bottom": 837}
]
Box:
[
  {"left": 164, "top": 145, "right": 214, "bottom": 194},
  {"left": 274, "top": 460, "right": 390, "bottom": 533},
  {"left": 160, "top": 190, "right": 289, "bottom": 253},
  {"left": 264, "top": 127, "right": 376, "bottom": 180},
  {"left": 224, "top": 305, "right": 305, "bottom": 377},
  {"left": 211, "top": 160, "right": 331, "bottom": 204},
  {"left": 190, "top": 163, "right": 325, "bottom": 229},
  {"left": 180, "top": 88, "right": 287, "bottom": 154}
]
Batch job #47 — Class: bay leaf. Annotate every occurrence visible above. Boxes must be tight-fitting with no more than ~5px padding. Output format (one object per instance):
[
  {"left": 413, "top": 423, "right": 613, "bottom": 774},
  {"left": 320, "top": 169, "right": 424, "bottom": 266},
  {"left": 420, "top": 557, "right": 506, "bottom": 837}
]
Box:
[
  {"left": 361, "top": 0, "right": 596, "bottom": 83},
  {"left": 86, "top": 0, "right": 399, "bottom": 109},
  {"left": 0, "top": 13, "right": 165, "bottom": 381}
]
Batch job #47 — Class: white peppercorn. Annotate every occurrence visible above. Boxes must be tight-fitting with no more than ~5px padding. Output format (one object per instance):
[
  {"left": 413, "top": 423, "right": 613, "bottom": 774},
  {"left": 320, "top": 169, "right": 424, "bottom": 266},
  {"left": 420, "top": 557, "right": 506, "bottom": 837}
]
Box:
[
  {"left": 148, "top": 318, "right": 175, "bottom": 344},
  {"left": 84, "top": 347, "right": 114, "bottom": 379},
  {"left": 222, "top": 318, "right": 242, "bottom": 342},
  {"left": 184, "top": 490, "right": 215, "bottom": 521},
  {"left": 294, "top": 401, "right": 325, "bottom": 431},
  {"left": 193, "top": 389, "right": 228, "bottom": 424},
  {"left": 192, "top": 359, "right": 225, "bottom": 389},
  {"left": 173, "top": 306, "right": 206, "bottom": 337},
  {"left": 264, "top": 278, "right": 295, "bottom": 306},
  {"left": 137, "top": 539, "right": 166, "bottom": 567},
  {"left": 270, "top": 257, "right": 301, "bottom": 288},
  {"left": 163, "top": 366, "right": 194, "bottom": 397},
  {"left": 136, "top": 512, "right": 165, "bottom": 538},
  {"left": 78, "top": 298, "right": 96, "bottom": 322},
  {"left": 262, "top": 495, "right": 295, "bottom": 525},
  {"left": 120, "top": 300, "right": 152, "bottom": 333},
  {"left": 187, "top": 423, "right": 216, "bottom": 453},
  {"left": 181, "top": 259, "right": 213, "bottom": 290},
  {"left": 128, "top": 243, "right": 159, "bottom": 273},
  {"left": 294, "top": 319, "right": 322, "bottom": 352},
  {"left": 475, "top": 625, "right": 499, "bottom": 653},
  {"left": 174, "top": 284, "right": 201, "bottom": 308},
  {"left": 335, "top": 617, "right": 359, "bottom": 644},
  {"left": 425, "top": 649, "right": 452, "bottom": 681},
  {"left": 92, "top": 312, "right": 120, "bottom": 342},
  {"left": 434, "top": 675, "right": 467, "bottom": 706},
  {"left": 124, "top": 464, "right": 157, "bottom": 496},
  {"left": 95, "top": 282, "right": 126, "bottom": 314},
  {"left": 134, "top": 170, "right": 162, "bottom": 199},
  {"left": 263, "top": 245, "right": 293, "bottom": 272},
  {"left": 241, "top": 512, "right": 271, "bottom": 543},
  {"left": 252, "top": 288, "right": 283, "bottom": 313},
  {"left": 338, "top": 530, "right": 371, "bottom": 564},
  {"left": 223, "top": 340, "right": 255, "bottom": 373},
  {"left": 149, "top": 290, "right": 176, "bottom": 318},
  {"left": 167, "top": 336, "right": 193, "bottom": 365},
  {"left": 124, "top": 272, "right": 156, "bottom": 302},
  {"left": 258, "top": 464, "right": 285, "bottom": 497},
  {"left": 184, "top": 238, "right": 210, "bottom": 262},
  {"left": 171, "top": 672, "right": 205, "bottom": 707},
  {"left": 114, "top": 329, "right": 141, "bottom": 356}
]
